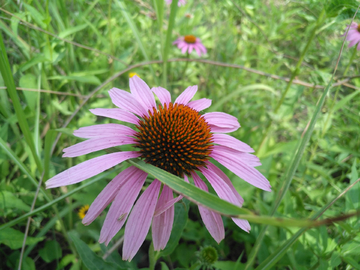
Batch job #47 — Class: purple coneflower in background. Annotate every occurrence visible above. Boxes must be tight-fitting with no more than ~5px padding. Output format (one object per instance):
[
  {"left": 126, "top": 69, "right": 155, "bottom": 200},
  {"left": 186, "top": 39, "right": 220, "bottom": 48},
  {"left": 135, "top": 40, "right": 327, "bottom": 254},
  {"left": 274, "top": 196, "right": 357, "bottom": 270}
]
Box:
[
  {"left": 173, "top": 35, "right": 207, "bottom": 57},
  {"left": 165, "top": 0, "right": 186, "bottom": 7},
  {"left": 46, "top": 76, "right": 271, "bottom": 261},
  {"left": 343, "top": 22, "right": 360, "bottom": 50}
]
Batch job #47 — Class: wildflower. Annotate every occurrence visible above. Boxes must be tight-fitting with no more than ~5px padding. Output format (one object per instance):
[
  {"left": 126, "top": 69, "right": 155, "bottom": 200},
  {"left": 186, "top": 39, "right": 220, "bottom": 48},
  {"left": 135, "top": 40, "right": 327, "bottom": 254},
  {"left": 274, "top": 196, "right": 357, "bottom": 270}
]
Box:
[
  {"left": 78, "top": 205, "right": 89, "bottom": 219},
  {"left": 129, "top": 72, "right": 140, "bottom": 78},
  {"left": 46, "top": 76, "right": 270, "bottom": 261},
  {"left": 173, "top": 35, "right": 207, "bottom": 57},
  {"left": 165, "top": 0, "right": 186, "bottom": 7},
  {"left": 343, "top": 22, "right": 360, "bottom": 50}
]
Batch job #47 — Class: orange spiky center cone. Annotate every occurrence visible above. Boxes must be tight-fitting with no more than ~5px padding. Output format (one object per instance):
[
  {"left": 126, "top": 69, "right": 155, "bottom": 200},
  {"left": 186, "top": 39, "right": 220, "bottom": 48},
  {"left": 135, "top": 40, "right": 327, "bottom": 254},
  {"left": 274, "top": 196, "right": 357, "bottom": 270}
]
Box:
[{"left": 134, "top": 103, "right": 213, "bottom": 177}]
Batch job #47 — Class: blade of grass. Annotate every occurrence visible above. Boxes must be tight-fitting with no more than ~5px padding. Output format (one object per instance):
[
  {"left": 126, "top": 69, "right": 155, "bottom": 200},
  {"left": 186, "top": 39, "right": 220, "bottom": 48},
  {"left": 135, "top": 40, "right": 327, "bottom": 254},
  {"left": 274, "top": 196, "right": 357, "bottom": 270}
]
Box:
[
  {"left": 255, "top": 178, "right": 360, "bottom": 270},
  {"left": 0, "top": 31, "right": 43, "bottom": 173},
  {"left": 115, "top": 0, "right": 157, "bottom": 84},
  {"left": 245, "top": 6, "right": 359, "bottom": 269}
]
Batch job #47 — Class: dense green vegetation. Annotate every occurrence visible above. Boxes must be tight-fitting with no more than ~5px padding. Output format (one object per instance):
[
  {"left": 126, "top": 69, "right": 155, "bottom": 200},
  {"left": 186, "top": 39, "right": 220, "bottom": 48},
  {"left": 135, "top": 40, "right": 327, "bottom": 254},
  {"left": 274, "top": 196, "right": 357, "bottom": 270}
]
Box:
[{"left": 1, "top": 0, "right": 360, "bottom": 269}]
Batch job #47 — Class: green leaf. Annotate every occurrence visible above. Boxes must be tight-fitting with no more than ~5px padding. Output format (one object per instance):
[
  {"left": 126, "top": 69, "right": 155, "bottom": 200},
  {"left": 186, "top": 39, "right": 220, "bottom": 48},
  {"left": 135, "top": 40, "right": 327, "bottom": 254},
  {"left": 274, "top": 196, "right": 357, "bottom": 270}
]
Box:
[
  {"left": 19, "top": 74, "right": 38, "bottom": 111},
  {"left": 58, "top": 24, "right": 88, "bottom": 39},
  {"left": 333, "top": 90, "right": 360, "bottom": 113},
  {"left": 39, "top": 240, "right": 62, "bottom": 263},
  {"left": 18, "top": 54, "right": 49, "bottom": 73},
  {"left": 0, "top": 190, "right": 31, "bottom": 212},
  {"left": 325, "top": 0, "right": 358, "bottom": 17},
  {"left": 68, "top": 231, "right": 123, "bottom": 270},
  {"left": 0, "top": 228, "right": 44, "bottom": 249},
  {"left": 23, "top": 3, "right": 47, "bottom": 28}
]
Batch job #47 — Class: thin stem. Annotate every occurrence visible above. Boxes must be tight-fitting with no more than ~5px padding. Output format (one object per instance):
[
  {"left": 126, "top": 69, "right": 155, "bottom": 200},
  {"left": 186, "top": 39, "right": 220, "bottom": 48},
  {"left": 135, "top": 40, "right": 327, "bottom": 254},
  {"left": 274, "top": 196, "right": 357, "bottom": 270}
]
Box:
[{"left": 179, "top": 52, "right": 190, "bottom": 79}]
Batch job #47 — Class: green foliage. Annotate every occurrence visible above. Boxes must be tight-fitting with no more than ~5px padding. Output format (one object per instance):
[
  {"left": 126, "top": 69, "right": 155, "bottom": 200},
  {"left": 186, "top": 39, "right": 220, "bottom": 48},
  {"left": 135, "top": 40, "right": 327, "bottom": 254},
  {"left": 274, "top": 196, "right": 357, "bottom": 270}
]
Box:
[{"left": 1, "top": 0, "right": 360, "bottom": 269}]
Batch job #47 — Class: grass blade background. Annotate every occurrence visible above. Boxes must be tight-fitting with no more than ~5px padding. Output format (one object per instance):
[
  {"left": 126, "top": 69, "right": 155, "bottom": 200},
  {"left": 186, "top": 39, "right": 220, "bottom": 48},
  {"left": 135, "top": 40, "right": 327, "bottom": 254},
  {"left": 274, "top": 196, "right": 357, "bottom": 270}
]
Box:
[{"left": 0, "top": 31, "right": 43, "bottom": 173}]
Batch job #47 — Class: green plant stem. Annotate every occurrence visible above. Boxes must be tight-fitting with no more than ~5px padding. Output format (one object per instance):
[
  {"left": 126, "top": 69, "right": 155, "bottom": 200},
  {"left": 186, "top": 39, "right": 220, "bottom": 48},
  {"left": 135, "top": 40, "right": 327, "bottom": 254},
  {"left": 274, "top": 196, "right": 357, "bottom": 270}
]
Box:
[
  {"left": 256, "top": 9, "right": 326, "bottom": 154},
  {"left": 179, "top": 53, "right": 190, "bottom": 79}
]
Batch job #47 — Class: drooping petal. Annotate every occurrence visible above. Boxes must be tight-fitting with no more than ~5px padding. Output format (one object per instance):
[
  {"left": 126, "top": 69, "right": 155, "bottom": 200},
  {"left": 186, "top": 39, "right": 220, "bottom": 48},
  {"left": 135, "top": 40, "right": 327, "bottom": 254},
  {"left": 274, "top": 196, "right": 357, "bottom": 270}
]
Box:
[
  {"left": 203, "top": 112, "right": 240, "bottom": 133},
  {"left": 109, "top": 88, "right": 148, "bottom": 117},
  {"left": 123, "top": 179, "right": 161, "bottom": 261},
  {"left": 187, "top": 98, "right": 212, "bottom": 111},
  {"left": 82, "top": 166, "right": 141, "bottom": 225},
  {"left": 152, "top": 185, "right": 175, "bottom": 250},
  {"left": 174, "top": 85, "right": 198, "bottom": 105},
  {"left": 154, "top": 195, "right": 183, "bottom": 217},
  {"left": 152, "top": 87, "right": 171, "bottom": 106},
  {"left": 191, "top": 172, "right": 225, "bottom": 243},
  {"left": 181, "top": 44, "right": 189, "bottom": 54},
  {"left": 45, "top": 151, "right": 141, "bottom": 188},
  {"left": 194, "top": 45, "right": 202, "bottom": 57},
  {"left": 199, "top": 167, "right": 250, "bottom": 232},
  {"left": 212, "top": 133, "right": 254, "bottom": 153},
  {"left": 205, "top": 161, "right": 244, "bottom": 206},
  {"left": 130, "top": 76, "right": 156, "bottom": 112},
  {"left": 210, "top": 150, "right": 271, "bottom": 191},
  {"left": 211, "top": 145, "right": 261, "bottom": 167},
  {"left": 90, "top": 108, "right": 139, "bottom": 125},
  {"left": 63, "top": 136, "right": 136, "bottom": 157},
  {"left": 73, "top": 124, "right": 136, "bottom": 138},
  {"left": 99, "top": 167, "right": 148, "bottom": 245}
]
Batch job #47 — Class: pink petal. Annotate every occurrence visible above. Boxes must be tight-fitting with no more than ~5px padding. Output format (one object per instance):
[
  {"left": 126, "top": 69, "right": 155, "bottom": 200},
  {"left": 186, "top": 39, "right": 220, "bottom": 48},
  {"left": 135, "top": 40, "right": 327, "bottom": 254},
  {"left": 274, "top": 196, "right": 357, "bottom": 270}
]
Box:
[
  {"left": 203, "top": 112, "right": 240, "bottom": 133},
  {"left": 62, "top": 136, "right": 136, "bottom": 158},
  {"left": 45, "top": 151, "right": 141, "bottom": 188},
  {"left": 151, "top": 87, "right": 171, "bottom": 106},
  {"left": 73, "top": 124, "right": 136, "bottom": 138},
  {"left": 191, "top": 172, "right": 225, "bottom": 243},
  {"left": 188, "top": 44, "right": 194, "bottom": 53},
  {"left": 210, "top": 150, "right": 271, "bottom": 191},
  {"left": 99, "top": 167, "right": 148, "bottom": 245},
  {"left": 205, "top": 161, "right": 244, "bottom": 206},
  {"left": 199, "top": 167, "right": 250, "bottom": 232},
  {"left": 154, "top": 195, "right": 183, "bottom": 217},
  {"left": 187, "top": 98, "right": 212, "bottom": 111},
  {"left": 123, "top": 179, "right": 161, "bottom": 261},
  {"left": 198, "top": 43, "right": 207, "bottom": 54},
  {"left": 212, "top": 133, "right": 254, "bottom": 153},
  {"left": 90, "top": 108, "right": 139, "bottom": 125},
  {"left": 82, "top": 166, "right": 142, "bottom": 225},
  {"left": 175, "top": 85, "right": 198, "bottom": 105},
  {"left": 130, "top": 76, "right": 156, "bottom": 112},
  {"left": 194, "top": 46, "right": 202, "bottom": 57},
  {"left": 211, "top": 145, "right": 261, "bottom": 167},
  {"left": 152, "top": 185, "right": 175, "bottom": 250},
  {"left": 109, "top": 88, "right": 148, "bottom": 117},
  {"left": 181, "top": 44, "right": 188, "bottom": 54}
]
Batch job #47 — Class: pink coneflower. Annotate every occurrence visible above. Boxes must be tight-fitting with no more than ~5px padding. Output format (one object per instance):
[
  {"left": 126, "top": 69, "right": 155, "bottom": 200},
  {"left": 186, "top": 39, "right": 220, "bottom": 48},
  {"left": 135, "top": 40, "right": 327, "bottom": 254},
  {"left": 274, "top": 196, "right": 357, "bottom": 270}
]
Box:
[
  {"left": 165, "top": 0, "right": 186, "bottom": 7},
  {"left": 173, "top": 35, "right": 207, "bottom": 57},
  {"left": 46, "top": 76, "right": 270, "bottom": 261},
  {"left": 343, "top": 22, "right": 360, "bottom": 50}
]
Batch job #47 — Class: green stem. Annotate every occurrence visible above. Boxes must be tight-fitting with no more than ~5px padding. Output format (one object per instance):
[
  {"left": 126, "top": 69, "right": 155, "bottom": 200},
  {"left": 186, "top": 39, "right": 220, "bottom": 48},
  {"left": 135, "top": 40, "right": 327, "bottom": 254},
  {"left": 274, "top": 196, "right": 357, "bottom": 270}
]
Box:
[
  {"left": 245, "top": 9, "right": 326, "bottom": 269},
  {"left": 256, "top": 9, "right": 326, "bottom": 154},
  {"left": 179, "top": 52, "right": 190, "bottom": 79}
]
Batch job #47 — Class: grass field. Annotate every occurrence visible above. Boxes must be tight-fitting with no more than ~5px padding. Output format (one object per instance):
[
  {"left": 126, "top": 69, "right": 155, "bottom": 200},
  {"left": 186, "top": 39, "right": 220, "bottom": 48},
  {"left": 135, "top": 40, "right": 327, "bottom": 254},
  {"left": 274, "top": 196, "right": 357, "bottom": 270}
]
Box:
[{"left": 1, "top": 0, "right": 360, "bottom": 269}]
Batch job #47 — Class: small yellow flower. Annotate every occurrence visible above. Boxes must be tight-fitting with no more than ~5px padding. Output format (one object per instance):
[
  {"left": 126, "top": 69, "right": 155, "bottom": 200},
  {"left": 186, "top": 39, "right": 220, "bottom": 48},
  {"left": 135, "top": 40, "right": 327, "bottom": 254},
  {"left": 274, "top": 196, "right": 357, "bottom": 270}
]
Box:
[
  {"left": 78, "top": 205, "right": 89, "bottom": 219},
  {"left": 129, "top": 72, "right": 140, "bottom": 78}
]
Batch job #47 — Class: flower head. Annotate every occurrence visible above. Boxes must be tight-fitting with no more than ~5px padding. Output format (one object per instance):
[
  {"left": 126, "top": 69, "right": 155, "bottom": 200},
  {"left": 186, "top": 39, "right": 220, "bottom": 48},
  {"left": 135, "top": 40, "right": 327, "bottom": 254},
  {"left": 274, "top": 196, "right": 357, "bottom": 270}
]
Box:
[
  {"left": 46, "top": 76, "right": 270, "bottom": 261},
  {"left": 165, "top": 0, "right": 186, "bottom": 7},
  {"left": 343, "top": 22, "right": 360, "bottom": 50},
  {"left": 173, "top": 35, "right": 207, "bottom": 57},
  {"left": 78, "top": 205, "right": 89, "bottom": 219}
]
